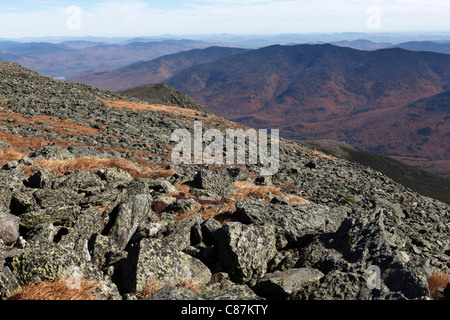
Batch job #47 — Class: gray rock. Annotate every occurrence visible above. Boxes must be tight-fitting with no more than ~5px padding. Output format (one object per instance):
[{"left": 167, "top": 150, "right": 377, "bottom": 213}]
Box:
[
  {"left": 106, "top": 193, "right": 153, "bottom": 251},
  {"left": 102, "top": 167, "right": 133, "bottom": 184},
  {"left": 0, "top": 168, "right": 27, "bottom": 189},
  {"left": 121, "top": 238, "right": 212, "bottom": 294},
  {"left": 53, "top": 170, "right": 103, "bottom": 191},
  {"left": 26, "top": 169, "right": 54, "bottom": 189},
  {"left": 160, "top": 180, "right": 178, "bottom": 194},
  {"left": 292, "top": 270, "right": 374, "bottom": 300},
  {"left": 7, "top": 240, "right": 121, "bottom": 299},
  {"left": 10, "top": 189, "right": 37, "bottom": 214},
  {"left": 146, "top": 285, "right": 198, "bottom": 300},
  {"left": 0, "top": 213, "right": 19, "bottom": 245},
  {"left": 199, "top": 280, "right": 262, "bottom": 300},
  {"left": 215, "top": 222, "right": 277, "bottom": 283},
  {"left": 192, "top": 169, "right": 237, "bottom": 198},
  {"left": 164, "top": 213, "right": 202, "bottom": 250},
  {"left": 327, "top": 209, "right": 431, "bottom": 299},
  {"left": 33, "top": 188, "right": 83, "bottom": 209},
  {"left": 2, "top": 161, "right": 19, "bottom": 170},
  {"left": 253, "top": 268, "right": 324, "bottom": 298},
  {"left": 0, "top": 266, "right": 20, "bottom": 299},
  {"left": 29, "top": 144, "right": 74, "bottom": 161},
  {"left": 58, "top": 207, "right": 106, "bottom": 251},
  {"left": 0, "top": 186, "right": 12, "bottom": 212},
  {"left": 201, "top": 218, "right": 222, "bottom": 246},
  {"left": 235, "top": 200, "right": 331, "bottom": 249},
  {"left": 19, "top": 204, "right": 81, "bottom": 229},
  {"left": 168, "top": 198, "right": 200, "bottom": 214}
]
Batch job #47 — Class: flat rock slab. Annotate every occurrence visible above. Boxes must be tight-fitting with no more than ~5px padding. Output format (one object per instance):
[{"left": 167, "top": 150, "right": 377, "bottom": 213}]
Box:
[{"left": 253, "top": 268, "right": 324, "bottom": 298}]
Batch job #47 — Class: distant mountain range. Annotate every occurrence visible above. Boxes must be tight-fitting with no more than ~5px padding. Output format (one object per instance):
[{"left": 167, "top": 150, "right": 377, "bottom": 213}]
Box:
[
  {"left": 0, "top": 39, "right": 216, "bottom": 78},
  {"left": 328, "top": 39, "right": 450, "bottom": 54},
  {"left": 2, "top": 37, "right": 450, "bottom": 80},
  {"left": 68, "top": 46, "right": 249, "bottom": 91}
]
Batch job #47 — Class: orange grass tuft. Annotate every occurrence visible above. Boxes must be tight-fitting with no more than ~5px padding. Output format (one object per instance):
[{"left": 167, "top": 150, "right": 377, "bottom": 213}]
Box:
[
  {"left": 175, "top": 278, "right": 204, "bottom": 294},
  {"left": 232, "top": 180, "right": 308, "bottom": 204},
  {"left": 33, "top": 157, "right": 175, "bottom": 179},
  {"left": 136, "top": 280, "right": 165, "bottom": 300},
  {"left": 12, "top": 280, "right": 101, "bottom": 300},
  {"left": 232, "top": 180, "right": 283, "bottom": 201},
  {"left": 173, "top": 196, "right": 238, "bottom": 224},
  {"left": 287, "top": 194, "right": 310, "bottom": 205},
  {"left": 427, "top": 272, "right": 450, "bottom": 300},
  {"left": 0, "top": 147, "right": 27, "bottom": 163},
  {"left": 98, "top": 98, "right": 202, "bottom": 117}
]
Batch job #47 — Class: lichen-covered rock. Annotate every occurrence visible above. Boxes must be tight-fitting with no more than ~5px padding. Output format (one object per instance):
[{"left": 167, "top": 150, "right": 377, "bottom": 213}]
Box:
[
  {"left": 199, "top": 279, "right": 262, "bottom": 300},
  {"left": 0, "top": 186, "right": 12, "bottom": 212},
  {"left": 146, "top": 286, "right": 198, "bottom": 300},
  {"left": 26, "top": 169, "right": 54, "bottom": 189},
  {"left": 167, "top": 198, "right": 200, "bottom": 214},
  {"left": 0, "top": 266, "right": 20, "bottom": 299},
  {"left": 253, "top": 268, "right": 324, "bottom": 298},
  {"left": 102, "top": 167, "right": 134, "bottom": 184},
  {"left": 295, "top": 209, "right": 431, "bottom": 300},
  {"left": 105, "top": 180, "right": 153, "bottom": 250},
  {"left": 201, "top": 218, "right": 222, "bottom": 246},
  {"left": 32, "top": 188, "right": 84, "bottom": 209},
  {"left": 0, "top": 213, "right": 19, "bottom": 245},
  {"left": 121, "top": 238, "right": 212, "bottom": 294},
  {"left": 10, "top": 189, "right": 37, "bottom": 215},
  {"left": 215, "top": 222, "right": 277, "bottom": 283},
  {"left": 29, "top": 144, "right": 74, "bottom": 161},
  {"left": 191, "top": 169, "right": 237, "bottom": 198},
  {"left": 235, "top": 200, "right": 331, "bottom": 249},
  {"left": 0, "top": 168, "right": 27, "bottom": 190},
  {"left": 163, "top": 213, "right": 202, "bottom": 249},
  {"left": 8, "top": 241, "right": 86, "bottom": 284},
  {"left": 7, "top": 240, "right": 121, "bottom": 299},
  {"left": 58, "top": 207, "right": 106, "bottom": 256},
  {"left": 53, "top": 170, "right": 104, "bottom": 191},
  {"left": 292, "top": 270, "right": 374, "bottom": 300},
  {"left": 19, "top": 204, "right": 81, "bottom": 229}
]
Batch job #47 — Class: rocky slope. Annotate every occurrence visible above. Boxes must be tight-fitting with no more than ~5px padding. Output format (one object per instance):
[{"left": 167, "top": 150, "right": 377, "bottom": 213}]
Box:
[
  {"left": 0, "top": 62, "right": 449, "bottom": 300},
  {"left": 300, "top": 140, "right": 450, "bottom": 205}
]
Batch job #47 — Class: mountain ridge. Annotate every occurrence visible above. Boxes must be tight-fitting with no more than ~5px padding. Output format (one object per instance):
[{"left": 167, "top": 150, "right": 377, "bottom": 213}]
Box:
[
  {"left": 67, "top": 46, "right": 249, "bottom": 91},
  {"left": 164, "top": 44, "right": 450, "bottom": 177}
]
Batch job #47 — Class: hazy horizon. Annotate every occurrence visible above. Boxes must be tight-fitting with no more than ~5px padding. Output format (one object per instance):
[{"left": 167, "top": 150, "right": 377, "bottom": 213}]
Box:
[{"left": 1, "top": 0, "right": 449, "bottom": 39}]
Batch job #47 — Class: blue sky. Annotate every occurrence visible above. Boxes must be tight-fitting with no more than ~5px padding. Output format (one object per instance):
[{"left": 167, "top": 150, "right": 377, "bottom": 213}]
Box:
[{"left": 1, "top": 0, "right": 450, "bottom": 38}]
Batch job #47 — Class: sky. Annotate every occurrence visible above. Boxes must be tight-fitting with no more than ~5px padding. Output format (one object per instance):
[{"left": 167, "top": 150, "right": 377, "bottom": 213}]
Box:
[{"left": 1, "top": 0, "right": 450, "bottom": 38}]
